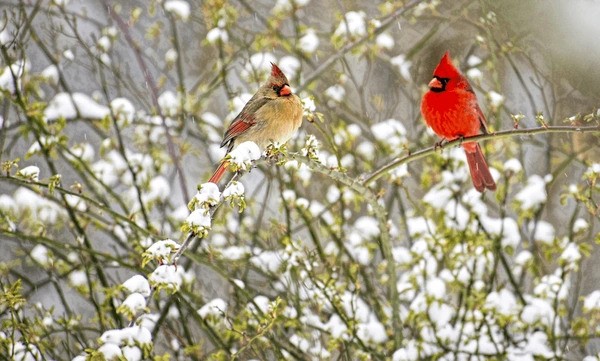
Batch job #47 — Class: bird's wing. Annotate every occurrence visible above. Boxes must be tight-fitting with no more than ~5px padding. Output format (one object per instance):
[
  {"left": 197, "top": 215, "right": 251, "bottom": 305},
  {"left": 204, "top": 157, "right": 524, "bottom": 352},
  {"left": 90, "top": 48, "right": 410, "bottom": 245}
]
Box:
[
  {"left": 221, "top": 113, "right": 256, "bottom": 148},
  {"left": 474, "top": 102, "right": 490, "bottom": 134},
  {"left": 221, "top": 96, "right": 271, "bottom": 148}
]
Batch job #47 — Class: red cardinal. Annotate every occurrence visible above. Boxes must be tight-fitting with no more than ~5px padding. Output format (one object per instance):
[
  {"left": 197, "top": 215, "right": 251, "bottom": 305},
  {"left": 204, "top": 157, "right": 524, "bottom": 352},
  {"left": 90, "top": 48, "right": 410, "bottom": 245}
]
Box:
[
  {"left": 208, "top": 63, "right": 303, "bottom": 184},
  {"left": 421, "top": 51, "right": 496, "bottom": 192}
]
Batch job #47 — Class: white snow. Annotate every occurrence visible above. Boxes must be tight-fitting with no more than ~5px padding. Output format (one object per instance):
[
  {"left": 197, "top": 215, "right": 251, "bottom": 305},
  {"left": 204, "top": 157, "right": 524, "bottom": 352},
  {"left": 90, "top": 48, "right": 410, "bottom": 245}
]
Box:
[
  {"left": 393, "top": 341, "right": 421, "bottom": 361},
  {"left": 354, "top": 216, "right": 380, "bottom": 239},
  {"left": 30, "top": 244, "right": 50, "bottom": 265},
  {"left": 0, "top": 29, "right": 12, "bottom": 46},
  {"left": 69, "top": 270, "right": 88, "bottom": 287},
  {"left": 356, "top": 141, "right": 375, "bottom": 159},
  {"left": 517, "top": 331, "right": 554, "bottom": 359},
  {"left": 202, "top": 112, "right": 222, "bottom": 129},
  {"left": 376, "top": 32, "right": 394, "bottom": 50},
  {"left": 198, "top": 298, "right": 227, "bottom": 318},
  {"left": 583, "top": 290, "right": 600, "bottom": 311},
  {"left": 44, "top": 92, "right": 110, "bottom": 121},
  {"left": 299, "top": 29, "right": 319, "bottom": 54},
  {"left": 0, "top": 194, "right": 16, "bottom": 213},
  {"left": 423, "top": 187, "right": 453, "bottom": 209},
  {"left": 528, "top": 220, "right": 555, "bottom": 244},
  {"left": 573, "top": 218, "right": 589, "bottom": 233},
  {"left": 194, "top": 182, "right": 221, "bottom": 208},
  {"left": 325, "top": 84, "right": 345, "bottom": 102},
  {"left": 279, "top": 56, "right": 301, "bottom": 80},
  {"left": 515, "top": 250, "right": 533, "bottom": 265},
  {"left": 585, "top": 163, "right": 600, "bottom": 177},
  {"left": 250, "top": 250, "right": 283, "bottom": 273},
  {"left": 8, "top": 341, "right": 42, "bottom": 361},
  {"left": 100, "top": 325, "right": 152, "bottom": 346},
  {"left": 122, "top": 275, "right": 151, "bottom": 297},
  {"left": 65, "top": 194, "right": 87, "bottom": 212},
  {"left": 97, "top": 36, "right": 111, "bottom": 52},
  {"left": 487, "top": 91, "right": 505, "bottom": 110},
  {"left": 186, "top": 209, "right": 212, "bottom": 229},
  {"left": 302, "top": 96, "right": 316, "bottom": 115},
  {"left": 149, "top": 265, "right": 184, "bottom": 291},
  {"left": 157, "top": 90, "right": 179, "bottom": 116},
  {"left": 0, "top": 60, "right": 28, "bottom": 94},
  {"left": 504, "top": 158, "right": 523, "bottom": 173},
  {"left": 560, "top": 243, "right": 581, "bottom": 267},
  {"left": 515, "top": 175, "right": 547, "bottom": 211},
  {"left": 241, "top": 53, "right": 277, "bottom": 81},
  {"left": 97, "top": 343, "right": 122, "bottom": 359},
  {"left": 334, "top": 11, "right": 367, "bottom": 38},
  {"left": 145, "top": 239, "right": 180, "bottom": 261},
  {"left": 486, "top": 288, "right": 518, "bottom": 317},
  {"left": 223, "top": 181, "right": 245, "bottom": 199},
  {"left": 164, "top": 0, "right": 190, "bottom": 21},
  {"left": 165, "top": 48, "right": 178, "bottom": 64},
  {"left": 466, "top": 68, "right": 483, "bottom": 82},
  {"left": 425, "top": 277, "right": 446, "bottom": 299},
  {"left": 17, "top": 166, "right": 40, "bottom": 181},
  {"left": 273, "top": 0, "right": 311, "bottom": 13},
  {"left": 229, "top": 141, "right": 262, "bottom": 168},
  {"left": 206, "top": 28, "right": 229, "bottom": 44},
  {"left": 406, "top": 216, "right": 435, "bottom": 237},
  {"left": 121, "top": 293, "right": 147, "bottom": 314},
  {"left": 220, "top": 246, "right": 250, "bottom": 260},
  {"left": 63, "top": 49, "right": 74, "bottom": 60},
  {"left": 248, "top": 295, "right": 271, "bottom": 314},
  {"left": 371, "top": 118, "right": 407, "bottom": 148},
  {"left": 232, "top": 279, "right": 245, "bottom": 289},
  {"left": 357, "top": 318, "right": 388, "bottom": 344},
  {"left": 534, "top": 272, "right": 569, "bottom": 301},
  {"left": 390, "top": 54, "right": 412, "bottom": 81},
  {"left": 145, "top": 176, "right": 170, "bottom": 202},
  {"left": 428, "top": 302, "right": 453, "bottom": 328},
  {"left": 110, "top": 97, "right": 135, "bottom": 123},
  {"left": 41, "top": 64, "right": 59, "bottom": 85},
  {"left": 122, "top": 346, "right": 142, "bottom": 361},
  {"left": 481, "top": 216, "right": 521, "bottom": 249},
  {"left": 68, "top": 142, "right": 95, "bottom": 162},
  {"left": 467, "top": 55, "right": 482, "bottom": 67}
]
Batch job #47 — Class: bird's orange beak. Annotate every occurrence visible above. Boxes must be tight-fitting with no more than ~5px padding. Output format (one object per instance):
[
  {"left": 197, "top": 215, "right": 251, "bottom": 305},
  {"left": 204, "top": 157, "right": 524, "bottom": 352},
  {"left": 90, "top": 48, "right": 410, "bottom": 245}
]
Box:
[
  {"left": 279, "top": 84, "right": 292, "bottom": 96},
  {"left": 428, "top": 77, "right": 442, "bottom": 90}
]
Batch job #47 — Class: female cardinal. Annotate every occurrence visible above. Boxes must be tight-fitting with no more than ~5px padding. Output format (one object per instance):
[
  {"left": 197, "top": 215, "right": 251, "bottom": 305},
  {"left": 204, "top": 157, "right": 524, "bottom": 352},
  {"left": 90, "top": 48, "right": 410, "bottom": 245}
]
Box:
[
  {"left": 208, "top": 63, "right": 303, "bottom": 184},
  {"left": 421, "top": 51, "right": 496, "bottom": 192}
]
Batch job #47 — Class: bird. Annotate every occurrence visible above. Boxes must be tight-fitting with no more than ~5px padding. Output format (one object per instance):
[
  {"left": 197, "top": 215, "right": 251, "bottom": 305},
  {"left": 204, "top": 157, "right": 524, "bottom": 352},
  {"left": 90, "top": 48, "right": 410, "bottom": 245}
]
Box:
[
  {"left": 421, "top": 51, "right": 496, "bottom": 192},
  {"left": 208, "top": 63, "right": 303, "bottom": 184}
]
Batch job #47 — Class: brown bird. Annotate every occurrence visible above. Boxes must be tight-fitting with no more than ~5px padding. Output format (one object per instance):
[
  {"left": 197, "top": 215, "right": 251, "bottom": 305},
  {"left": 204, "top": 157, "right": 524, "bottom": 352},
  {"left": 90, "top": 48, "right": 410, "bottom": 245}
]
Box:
[
  {"left": 208, "top": 63, "right": 303, "bottom": 184},
  {"left": 421, "top": 51, "right": 496, "bottom": 192}
]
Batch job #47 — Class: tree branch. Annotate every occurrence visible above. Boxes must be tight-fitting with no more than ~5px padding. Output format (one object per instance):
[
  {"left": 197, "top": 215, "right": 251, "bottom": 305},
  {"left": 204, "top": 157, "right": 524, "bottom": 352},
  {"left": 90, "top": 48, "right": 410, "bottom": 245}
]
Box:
[{"left": 363, "top": 124, "right": 600, "bottom": 186}]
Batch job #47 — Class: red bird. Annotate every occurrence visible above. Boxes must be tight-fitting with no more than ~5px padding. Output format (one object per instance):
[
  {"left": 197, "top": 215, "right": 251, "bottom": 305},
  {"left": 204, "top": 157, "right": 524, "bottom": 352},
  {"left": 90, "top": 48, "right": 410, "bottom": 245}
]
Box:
[
  {"left": 421, "top": 51, "right": 496, "bottom": 192},
  {"left": 209, "top": 63, "right": 303, "bottom": 184}
]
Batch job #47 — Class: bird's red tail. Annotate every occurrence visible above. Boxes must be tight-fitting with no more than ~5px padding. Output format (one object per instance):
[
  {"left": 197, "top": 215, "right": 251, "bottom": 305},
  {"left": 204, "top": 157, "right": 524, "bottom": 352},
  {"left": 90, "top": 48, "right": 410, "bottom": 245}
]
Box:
[
  {"left": 208, "top": 161, "right": 229, "bottom": 184},
  {"left": 464, "top": 144, "right": 496, "bottom": 192}
]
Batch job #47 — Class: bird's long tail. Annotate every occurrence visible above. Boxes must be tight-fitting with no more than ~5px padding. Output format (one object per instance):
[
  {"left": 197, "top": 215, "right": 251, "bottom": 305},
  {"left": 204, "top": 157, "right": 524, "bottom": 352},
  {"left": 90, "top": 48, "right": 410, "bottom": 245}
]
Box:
[
  {"left": 208, "top": 161, "right": 229, "bottom": 184},
  {"left": 464, "top": 143, "right": 496, "bottom": 192}
]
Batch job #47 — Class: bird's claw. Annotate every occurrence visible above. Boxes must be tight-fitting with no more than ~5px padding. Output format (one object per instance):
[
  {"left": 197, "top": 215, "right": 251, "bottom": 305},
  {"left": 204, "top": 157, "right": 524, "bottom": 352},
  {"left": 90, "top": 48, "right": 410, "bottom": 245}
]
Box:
[{"left": 434, "top": 139, "right": 446, "bottom": 151}]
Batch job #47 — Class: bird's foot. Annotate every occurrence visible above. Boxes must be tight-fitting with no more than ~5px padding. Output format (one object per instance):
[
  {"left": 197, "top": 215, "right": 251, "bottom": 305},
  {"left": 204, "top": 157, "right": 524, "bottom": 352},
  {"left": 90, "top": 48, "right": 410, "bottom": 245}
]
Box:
[{"left": 434, "top": 139, "right": 446, "bottom": 151}]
